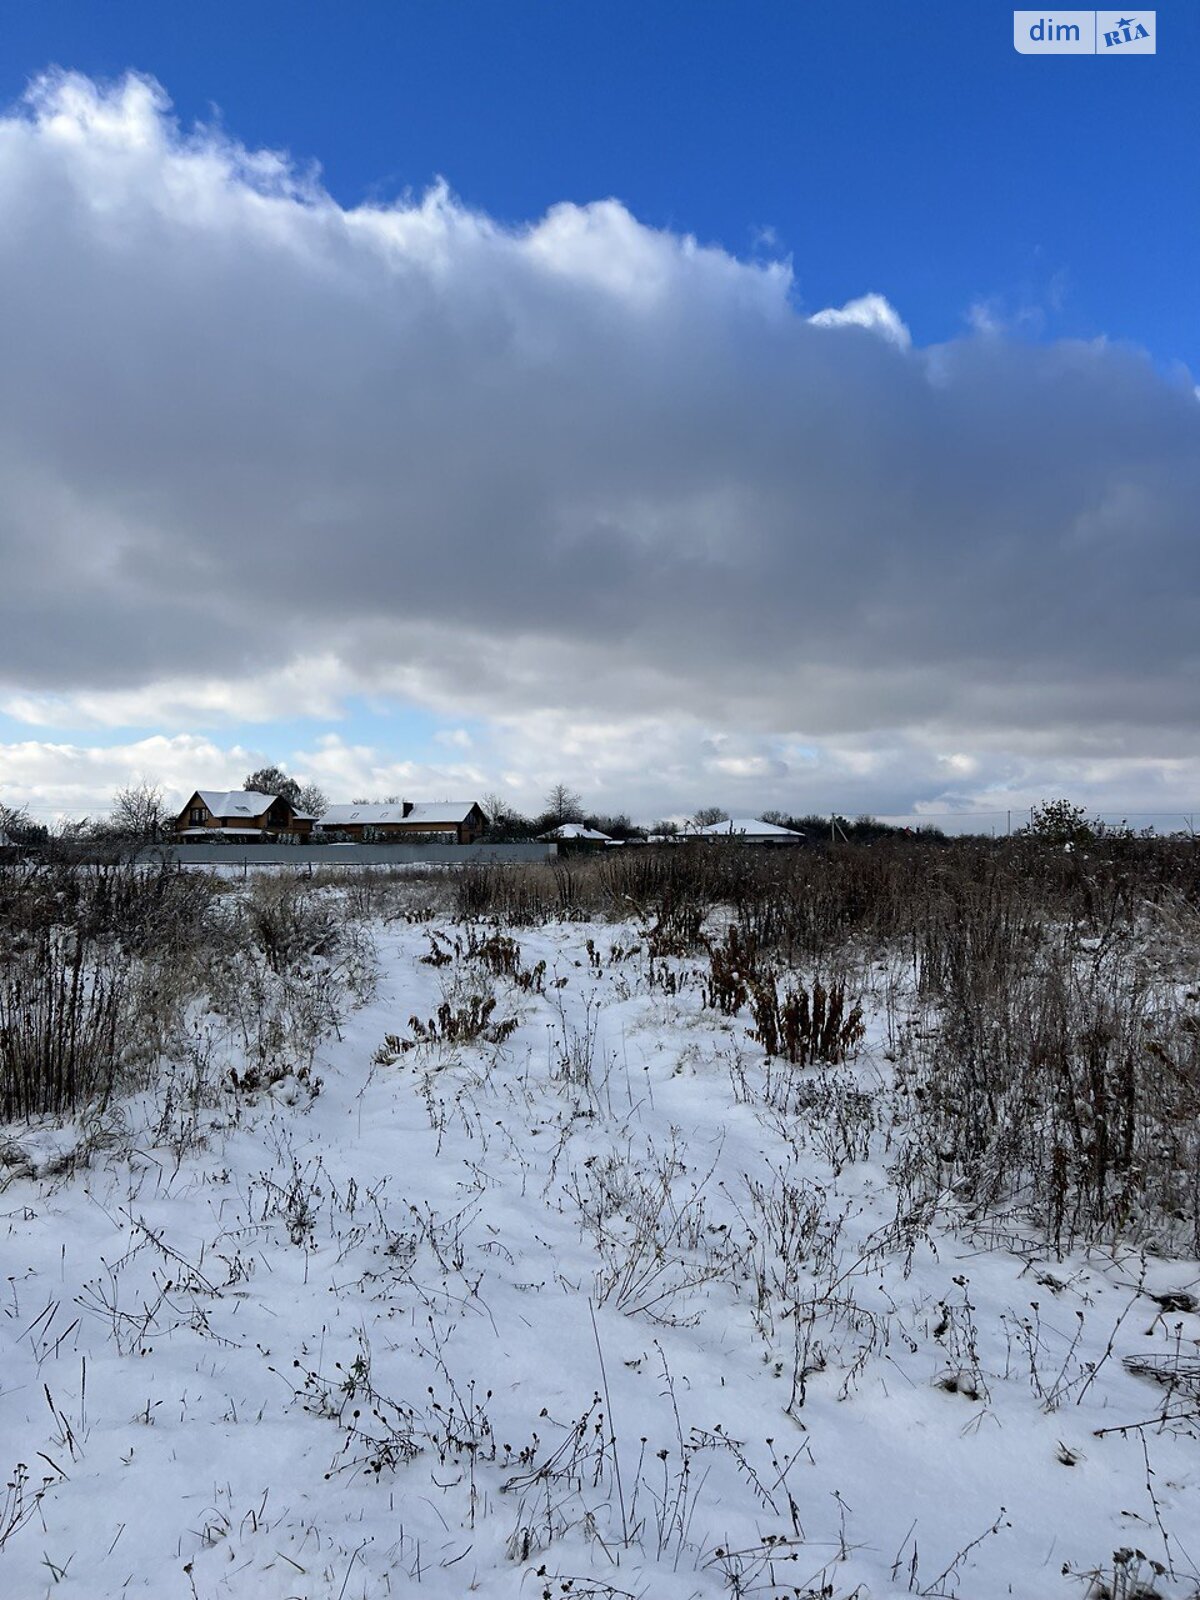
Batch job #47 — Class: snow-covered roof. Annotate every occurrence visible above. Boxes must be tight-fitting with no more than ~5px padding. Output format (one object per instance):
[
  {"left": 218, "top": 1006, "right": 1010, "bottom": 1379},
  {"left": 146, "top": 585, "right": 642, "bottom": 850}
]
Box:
[
  {"left": 317, "top": 805, "right": 404, "bottom": 827},
  {"left": 693, "top": 817, "right": 806, "bottom": 839},
  {"left": 538, "top": 823, "right": 612, "bottom": 841},
  {"left": 316, "top": 801, "right": 480, "bottom": 829},
  {"left": 192, "top": 790, "right": 280, "bottom": 819},
  {"left": 408, "top": 802, "right": 480, "bottom": 825}
]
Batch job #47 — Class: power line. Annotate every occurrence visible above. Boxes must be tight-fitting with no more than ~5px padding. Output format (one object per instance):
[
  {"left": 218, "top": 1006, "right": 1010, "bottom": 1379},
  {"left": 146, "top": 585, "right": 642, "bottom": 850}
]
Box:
[{"left": 874, "top": 808, "right": 1200, "bottom": 821}]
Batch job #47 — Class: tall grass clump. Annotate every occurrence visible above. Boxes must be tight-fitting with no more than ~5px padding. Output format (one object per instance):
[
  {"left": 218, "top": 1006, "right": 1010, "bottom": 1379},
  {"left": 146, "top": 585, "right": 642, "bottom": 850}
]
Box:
[
  {"left": 0, "top": 862, "right": 376, "bottom": 1124},
  {"left": 902, "top": 924, "right": 1200, "bottom": 1254},
  {"left": 0, "top": 926, "right": 130, "bottom": 1119},
  {"left": 889, "top": 849, "right": 1200, "bottom": 1253},
  {"left": 0, "top": 861, "right": 212, "bottom": 1119}
]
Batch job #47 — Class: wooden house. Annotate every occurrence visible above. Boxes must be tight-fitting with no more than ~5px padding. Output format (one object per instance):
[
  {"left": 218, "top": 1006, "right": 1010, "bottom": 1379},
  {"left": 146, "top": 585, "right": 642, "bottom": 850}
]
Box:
[
  {"left": 315, "top": 801, "right": 487, "bottom": 845},
  {"left": 172, "top": 790, "right": 314, "bottom": 843}
]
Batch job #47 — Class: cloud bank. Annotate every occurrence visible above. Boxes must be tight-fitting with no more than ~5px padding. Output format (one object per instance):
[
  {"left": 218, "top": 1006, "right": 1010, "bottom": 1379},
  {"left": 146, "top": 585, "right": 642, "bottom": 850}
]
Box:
[{"left": 1, "top": 72, "right": 1198, "bottom": 818}]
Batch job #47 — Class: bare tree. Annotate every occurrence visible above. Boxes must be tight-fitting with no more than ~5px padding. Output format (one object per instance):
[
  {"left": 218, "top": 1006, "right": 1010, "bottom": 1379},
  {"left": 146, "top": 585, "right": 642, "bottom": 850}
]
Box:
[
  {"left": 585, "top": 811, "right": 638, "bottom": 840},
  {"left": 109, "top": 781, "right": 168, "bottom": 844},
  {"left": 479, "top": 792, "right": 533, "bottom": 841},
  {"left": 544, "top": 782, "right": 584, "bottom": 826},
  {"left": 0, "top": 799, "right": 32, "bottom": 844},
  {"left": 691, "top": 806, "right": 731, "bottom": 829},
  {"left": 296, "top": 781, "right": 328, "bottom": 817}
]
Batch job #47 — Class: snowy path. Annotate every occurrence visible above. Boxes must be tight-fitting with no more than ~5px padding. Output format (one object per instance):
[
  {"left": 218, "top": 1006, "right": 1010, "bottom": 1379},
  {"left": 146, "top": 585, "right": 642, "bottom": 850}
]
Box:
[{"left": 2, "top": 915, "right": 1198, "bottom": 1598}]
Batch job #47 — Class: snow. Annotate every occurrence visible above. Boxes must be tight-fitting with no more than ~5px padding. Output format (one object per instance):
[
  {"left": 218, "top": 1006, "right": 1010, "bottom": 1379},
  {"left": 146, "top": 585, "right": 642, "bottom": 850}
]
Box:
[
  {"left": 318, "top": 803, "right": 479, "bottom": 829},
  {"left": 539, "top": 823, "right": 612, "bottom": 841},
  {"left": 193, "top": 791, "right": 281, "bottom": 819},
  {"left": 2, "top": 901, "right": 1198, "bottom": 1598},
  {"left": 406, "top": 803, "right": 480, "bottom": 826}
]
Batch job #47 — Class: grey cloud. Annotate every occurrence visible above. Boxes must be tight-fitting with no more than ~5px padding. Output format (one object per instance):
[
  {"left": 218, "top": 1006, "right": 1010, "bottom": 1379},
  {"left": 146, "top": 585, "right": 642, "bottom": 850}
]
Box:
[{"left": 0, "top": 71, "right": 1198, "bottom": 755}]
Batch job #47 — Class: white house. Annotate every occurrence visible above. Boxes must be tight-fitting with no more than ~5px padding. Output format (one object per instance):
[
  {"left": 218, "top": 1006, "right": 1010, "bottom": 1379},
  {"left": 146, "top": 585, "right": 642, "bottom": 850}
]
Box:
[
  {"left": 690, "top": 818, "right": 805, "bottom": 845},
  {"left": 536, "top": 823, "right": 612, "bottom": 845}
]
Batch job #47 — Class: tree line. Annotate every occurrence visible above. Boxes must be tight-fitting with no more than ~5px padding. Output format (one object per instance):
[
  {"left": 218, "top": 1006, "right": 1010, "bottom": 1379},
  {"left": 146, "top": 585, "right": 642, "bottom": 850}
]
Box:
[{"left": 0, "top": 774, "right": 1177, "bottom": 856}]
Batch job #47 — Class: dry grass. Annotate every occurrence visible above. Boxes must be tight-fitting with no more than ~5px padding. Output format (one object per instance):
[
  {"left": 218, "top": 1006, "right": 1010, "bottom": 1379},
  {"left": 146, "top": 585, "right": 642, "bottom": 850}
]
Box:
[
  {"left": 449, "top": 836, "right": 1200, "bottom": 1254},
  {"left": 0, "top": 861, "right": 374, "bottom": 1121}
]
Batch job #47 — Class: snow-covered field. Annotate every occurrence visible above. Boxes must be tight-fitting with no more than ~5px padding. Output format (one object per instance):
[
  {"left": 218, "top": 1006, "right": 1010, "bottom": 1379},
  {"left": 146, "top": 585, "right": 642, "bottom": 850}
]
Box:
[{"left": 2, "top": 889, "right": 1199, "bottom": 1599}]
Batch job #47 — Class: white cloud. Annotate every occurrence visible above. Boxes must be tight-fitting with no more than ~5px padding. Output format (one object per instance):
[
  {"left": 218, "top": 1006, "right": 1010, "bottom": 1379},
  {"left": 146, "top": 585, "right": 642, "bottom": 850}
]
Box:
[
  {"left": 0, "top": 72, "right": 1198, "bottom": 821},
  {"left": 5, "top": 717, "right": 1200, "bottom": 829},
  {"left": 297, "top": 732, "right": 487, "bottom": 800},
  {"left": 0, "top": 734, "right": 255, "bottom": 820},
  {"left": 967, "top": 299, "right": 1005, "bottom": 336},
  {"left": 808, "top": 291, "right": 911, "bottom": 348},
  {"left": 1, "top": 656, "right": 351, "bottom": 729}
]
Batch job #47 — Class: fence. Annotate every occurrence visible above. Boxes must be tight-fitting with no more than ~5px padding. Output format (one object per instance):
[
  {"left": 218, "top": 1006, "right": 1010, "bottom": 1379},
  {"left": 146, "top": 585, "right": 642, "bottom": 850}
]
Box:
[{"left": 140, "top": 841, "right": 558, "bottom": 868}]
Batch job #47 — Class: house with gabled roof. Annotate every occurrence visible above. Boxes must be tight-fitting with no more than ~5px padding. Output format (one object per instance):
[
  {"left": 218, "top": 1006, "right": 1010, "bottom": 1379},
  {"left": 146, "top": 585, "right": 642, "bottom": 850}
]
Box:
[
  {"left": 314, "top": 800, "right": 487, "bottom": 845},
  {"left": 689, "top": 817, "right": 806, "bottom": 845},
  {"left": 172, "top": 789, "right": 314, "bottom": 843},
  {"left": 536, "top": 822, "right": 612, "bottom": 847}
]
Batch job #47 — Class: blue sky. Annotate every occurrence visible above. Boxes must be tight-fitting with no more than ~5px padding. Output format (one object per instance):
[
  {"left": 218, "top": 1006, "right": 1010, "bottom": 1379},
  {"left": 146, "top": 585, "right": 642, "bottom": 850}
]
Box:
[{"left": 0, "top": 4, "right": 1197, "bottom": 826}]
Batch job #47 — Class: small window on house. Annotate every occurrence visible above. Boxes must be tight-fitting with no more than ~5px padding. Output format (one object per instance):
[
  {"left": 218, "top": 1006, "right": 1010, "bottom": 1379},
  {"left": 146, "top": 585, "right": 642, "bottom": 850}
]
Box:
[{"left": 190, "top": 807, "right": 206, "bottom": 826}]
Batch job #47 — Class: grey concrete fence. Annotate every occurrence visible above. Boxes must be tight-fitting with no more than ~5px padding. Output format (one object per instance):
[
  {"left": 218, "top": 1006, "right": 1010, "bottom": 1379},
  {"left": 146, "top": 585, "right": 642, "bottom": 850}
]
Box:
[{"left": 138, "top": 841, "right": 558, "bottom": 868}]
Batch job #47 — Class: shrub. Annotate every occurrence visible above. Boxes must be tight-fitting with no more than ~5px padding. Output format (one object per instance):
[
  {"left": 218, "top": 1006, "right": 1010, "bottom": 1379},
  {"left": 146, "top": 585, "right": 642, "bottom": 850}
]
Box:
[{"left": 748, "top": 975, "right": 865, "bottom": 1067}]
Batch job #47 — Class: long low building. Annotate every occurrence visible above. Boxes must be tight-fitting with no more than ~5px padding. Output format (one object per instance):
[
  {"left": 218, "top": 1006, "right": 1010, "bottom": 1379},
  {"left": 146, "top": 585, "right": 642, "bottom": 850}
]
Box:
[
  {"left": 690, "top": 817, "right": 806, "bottom": 845},
  {"left": 315, "top": 801, "right": 487, "bottom": 845}
]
